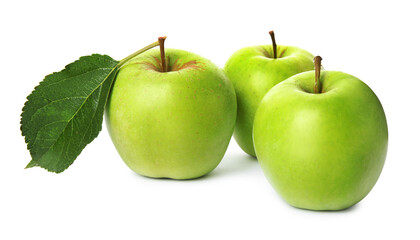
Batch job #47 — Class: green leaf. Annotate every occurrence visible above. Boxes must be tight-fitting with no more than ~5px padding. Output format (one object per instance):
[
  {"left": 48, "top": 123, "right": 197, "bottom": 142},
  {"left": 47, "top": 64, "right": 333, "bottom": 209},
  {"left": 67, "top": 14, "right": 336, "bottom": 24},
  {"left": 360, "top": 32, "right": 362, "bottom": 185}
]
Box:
[
  {"left": 21, "top": 41, "right": 160, "bottom": 173},
  {"left": 21, "top": 54, "right": 119, "bottom": 173}
]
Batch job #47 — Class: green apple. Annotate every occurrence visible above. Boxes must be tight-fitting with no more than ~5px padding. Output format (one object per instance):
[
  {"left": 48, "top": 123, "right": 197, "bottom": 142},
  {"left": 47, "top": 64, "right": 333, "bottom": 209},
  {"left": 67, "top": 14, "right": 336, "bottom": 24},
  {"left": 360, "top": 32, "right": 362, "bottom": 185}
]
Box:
[
  {"left": 224, "top": 31, "right": 314, "bottom": 157},
  {"left": 253, "top": 56, "right": 388, "bottom": 210},
  {"left": 105, "top": 38, "right": 237, "bottom": 179}
]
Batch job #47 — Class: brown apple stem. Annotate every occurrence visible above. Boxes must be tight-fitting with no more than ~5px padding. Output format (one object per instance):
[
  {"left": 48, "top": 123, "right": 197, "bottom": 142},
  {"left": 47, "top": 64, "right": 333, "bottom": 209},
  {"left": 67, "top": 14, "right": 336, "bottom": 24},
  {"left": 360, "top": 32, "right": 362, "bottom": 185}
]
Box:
[
  {"left": 269, "top": 31, "right": 277, "bottom": 59},
  {"left": 158, "top": 36, "right": 167, "bottom": 72},
  {"left": 314, "top": 56, "right": 323, "bottom": 94}
]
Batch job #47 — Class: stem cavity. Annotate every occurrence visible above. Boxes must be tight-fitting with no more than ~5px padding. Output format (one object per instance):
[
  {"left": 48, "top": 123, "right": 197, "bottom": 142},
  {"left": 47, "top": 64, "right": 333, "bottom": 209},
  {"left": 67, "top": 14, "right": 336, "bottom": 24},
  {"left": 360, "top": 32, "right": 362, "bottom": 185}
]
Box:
[
  {"left": 269, "top": 31, "right": 277, "bottom": 59},
  {"left": 313, "top": 56, "right": 323, "bottom": 94},
  {"left": 158, "top": 36, "right": 167, "bottom": 72}
]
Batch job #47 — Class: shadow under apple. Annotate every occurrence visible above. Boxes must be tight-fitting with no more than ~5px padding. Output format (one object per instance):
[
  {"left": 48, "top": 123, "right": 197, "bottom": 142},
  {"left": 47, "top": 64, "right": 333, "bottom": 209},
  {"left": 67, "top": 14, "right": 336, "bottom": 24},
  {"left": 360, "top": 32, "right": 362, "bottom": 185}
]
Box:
[{"left": 129, "top": 152, "right": 259, "bottom": 181}]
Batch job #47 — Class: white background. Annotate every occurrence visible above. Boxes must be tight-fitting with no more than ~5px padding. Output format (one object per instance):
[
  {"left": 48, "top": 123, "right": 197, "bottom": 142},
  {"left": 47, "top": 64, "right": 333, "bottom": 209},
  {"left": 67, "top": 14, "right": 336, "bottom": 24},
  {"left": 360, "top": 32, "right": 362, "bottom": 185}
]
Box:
[{"left": 1, "top": 0, "right": 419, "bottom": 239}]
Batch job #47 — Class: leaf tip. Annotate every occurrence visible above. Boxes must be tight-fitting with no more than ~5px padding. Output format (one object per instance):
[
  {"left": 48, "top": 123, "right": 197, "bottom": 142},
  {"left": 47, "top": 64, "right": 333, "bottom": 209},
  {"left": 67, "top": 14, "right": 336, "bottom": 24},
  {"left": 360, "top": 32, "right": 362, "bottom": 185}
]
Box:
[{"left": 25, "top": 160, "right": 38, "bottom": 169}]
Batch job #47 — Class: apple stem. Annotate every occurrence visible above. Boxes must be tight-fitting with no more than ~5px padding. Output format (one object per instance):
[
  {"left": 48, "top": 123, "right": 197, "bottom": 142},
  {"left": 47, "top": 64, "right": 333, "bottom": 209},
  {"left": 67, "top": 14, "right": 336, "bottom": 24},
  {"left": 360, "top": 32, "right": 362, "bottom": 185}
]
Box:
[
  {"left": 314, "top": 56, "right": 323, "bottom": 94},
  {"left": 158, "top": 36, "right": 167, "bottom": 72},
  {"left": 117, "top": 40, "right": 160, "bottom": 68},
  {"left": 269, "top": 31, "right": 277, "bottom": 59}
]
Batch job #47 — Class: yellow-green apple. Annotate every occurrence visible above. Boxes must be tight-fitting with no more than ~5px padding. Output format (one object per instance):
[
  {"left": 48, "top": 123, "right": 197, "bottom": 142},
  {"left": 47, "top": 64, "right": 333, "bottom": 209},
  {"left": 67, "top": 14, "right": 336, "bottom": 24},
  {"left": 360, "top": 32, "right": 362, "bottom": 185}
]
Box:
[
  {"left": 253, "top": 56, "right": 388, "bottom": 210},
  {"left": 105, "top": 37, "right": 237, "bottom": 179},
  {"left": 224, "top": 31, "right": 314, "bottom": 157}
]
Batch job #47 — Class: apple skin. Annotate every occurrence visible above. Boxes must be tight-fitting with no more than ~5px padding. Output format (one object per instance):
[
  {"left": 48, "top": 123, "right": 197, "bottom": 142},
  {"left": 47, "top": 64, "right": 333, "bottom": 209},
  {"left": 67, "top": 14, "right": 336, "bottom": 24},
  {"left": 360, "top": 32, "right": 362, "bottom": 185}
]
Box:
[
  {"left": 105, "top": 48, "right": 237, "bottom": 180},
  {"left": 224, "top": 45, "right": 314, "bottom": 157},
  {"left": 253, "top": 71, "right": 388, "bottom": 210}
]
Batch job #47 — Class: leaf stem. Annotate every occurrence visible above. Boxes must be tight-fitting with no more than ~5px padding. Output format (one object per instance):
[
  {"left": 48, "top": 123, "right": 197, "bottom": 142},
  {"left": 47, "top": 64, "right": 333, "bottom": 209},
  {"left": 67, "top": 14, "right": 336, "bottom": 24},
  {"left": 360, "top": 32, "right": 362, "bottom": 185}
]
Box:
[
  {"left": 269, "top": 30, "right": 277, "bottom": 59},
  {"left": 313, "top": 56, "right": 323, "bottom": 94},
  {"left": 158, "top": 36, "right": 167, "bottom": 72},
  {"left": 117, "top": 40, "right": 160, "bottom": 68}
]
